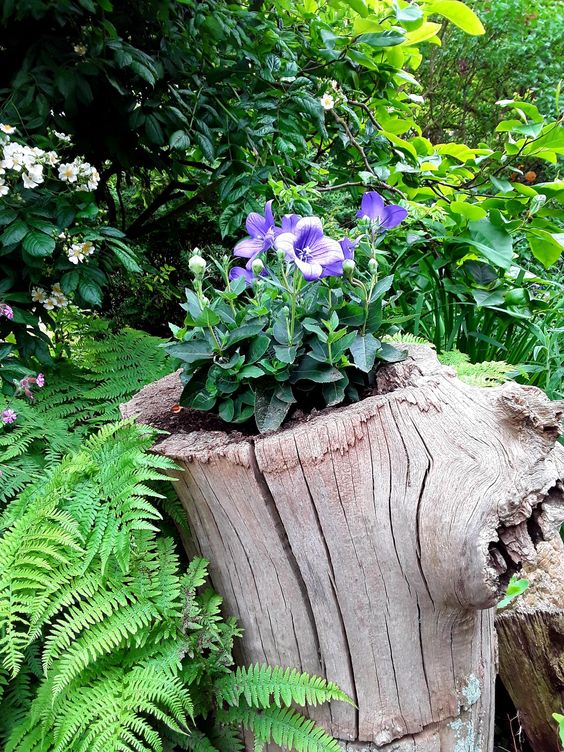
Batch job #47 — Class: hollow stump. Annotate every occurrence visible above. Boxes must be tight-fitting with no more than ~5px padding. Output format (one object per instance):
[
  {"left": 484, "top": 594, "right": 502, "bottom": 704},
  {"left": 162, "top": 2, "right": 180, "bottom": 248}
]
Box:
[{"left": 122, "top": 345, "right": 564, "bottom": 752}]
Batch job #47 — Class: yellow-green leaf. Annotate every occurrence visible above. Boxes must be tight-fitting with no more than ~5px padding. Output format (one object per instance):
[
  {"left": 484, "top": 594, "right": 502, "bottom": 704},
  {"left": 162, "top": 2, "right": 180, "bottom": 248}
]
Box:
[
  {"left": 425, "top": 0, "right": 485, "bottom": 35},
  {"left": 401, "top": 21, "right": 442, "bottom": 46}
]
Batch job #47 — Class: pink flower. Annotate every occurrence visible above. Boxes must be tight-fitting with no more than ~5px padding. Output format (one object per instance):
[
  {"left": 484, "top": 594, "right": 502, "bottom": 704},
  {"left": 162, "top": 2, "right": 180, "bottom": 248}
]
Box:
[
  {"left": 36, "top": 373, "right": 45, "bottom": 387},
  {"left": 2, "top": 409, "right": 17, "bottom": 424},
  {"left": 0, "top": 303, "right": 14, "bottom": 320}
]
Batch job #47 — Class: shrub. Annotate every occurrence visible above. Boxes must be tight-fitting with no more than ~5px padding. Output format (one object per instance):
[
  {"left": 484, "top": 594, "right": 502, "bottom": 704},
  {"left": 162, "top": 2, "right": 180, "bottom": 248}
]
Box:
[{"left": 0, "top": 125, "right": 139, "bottom": 367}]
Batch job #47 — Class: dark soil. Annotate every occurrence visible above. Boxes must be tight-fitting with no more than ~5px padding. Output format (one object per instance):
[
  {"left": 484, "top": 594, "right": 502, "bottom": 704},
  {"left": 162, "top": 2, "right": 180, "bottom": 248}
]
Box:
[{"left": 494, "top": 677, "right": 534, "bottom": 752}]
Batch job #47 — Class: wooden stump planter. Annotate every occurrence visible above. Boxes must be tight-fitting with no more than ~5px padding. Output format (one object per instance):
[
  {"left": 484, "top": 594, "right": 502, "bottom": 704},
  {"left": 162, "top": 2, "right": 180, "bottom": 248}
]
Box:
[{"left": 122, "top": 345, "right": 564, "bottom": 752}]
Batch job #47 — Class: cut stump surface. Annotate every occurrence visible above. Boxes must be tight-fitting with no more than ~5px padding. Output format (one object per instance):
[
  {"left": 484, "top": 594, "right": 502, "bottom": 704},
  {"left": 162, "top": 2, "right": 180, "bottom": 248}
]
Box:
[{"left": 122, "top": 345, "right": 564, "bottom": 751}]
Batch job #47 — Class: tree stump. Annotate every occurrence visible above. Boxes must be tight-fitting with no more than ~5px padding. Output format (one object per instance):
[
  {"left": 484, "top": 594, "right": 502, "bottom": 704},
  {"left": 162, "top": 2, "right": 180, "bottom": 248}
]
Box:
[
  {"left": 122, "top": 345, "right": 564, "bottom": 751},
  {"left": 497, "top": 531, "right": 564, "bottom": 752}
]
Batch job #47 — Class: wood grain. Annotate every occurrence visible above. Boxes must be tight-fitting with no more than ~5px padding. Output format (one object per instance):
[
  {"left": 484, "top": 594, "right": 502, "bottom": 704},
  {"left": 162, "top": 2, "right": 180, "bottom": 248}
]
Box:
[{"left": 123, "top": 345, "right": 564, "bottom": 751}]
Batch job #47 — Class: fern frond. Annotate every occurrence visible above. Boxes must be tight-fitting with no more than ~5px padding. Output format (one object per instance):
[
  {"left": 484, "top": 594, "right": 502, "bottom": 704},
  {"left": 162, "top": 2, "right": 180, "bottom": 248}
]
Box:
[
  {"left": 215, "top": 664, "right": 353, "bottom": 709},
  {"left": 218, "top": 704, "right": 342, "bottom": 752}
]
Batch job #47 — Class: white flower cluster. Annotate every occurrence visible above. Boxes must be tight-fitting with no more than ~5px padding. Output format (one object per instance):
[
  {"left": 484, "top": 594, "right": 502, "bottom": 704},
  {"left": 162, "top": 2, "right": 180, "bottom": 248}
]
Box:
[
  {"left": 31, "top": 282, "right": 69, "bottom": 310},
  {"left": 68, "top": 240, "right": 95, "bottom": 264},
  {"left": 0, "top": 124, "right": 100, "bottom": 196},
  {"left": 58, "top": 159, "right": 100, "bottom": 191}
]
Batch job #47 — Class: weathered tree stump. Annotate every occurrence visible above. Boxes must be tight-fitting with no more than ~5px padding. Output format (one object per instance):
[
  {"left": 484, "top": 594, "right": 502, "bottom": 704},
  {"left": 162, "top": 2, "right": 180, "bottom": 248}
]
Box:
[
  {"left": 122, "top": 345, "right": 564, "bottom": 751},
  {"left": 497, "top": 531, "right": 564, "bottom": 752}
]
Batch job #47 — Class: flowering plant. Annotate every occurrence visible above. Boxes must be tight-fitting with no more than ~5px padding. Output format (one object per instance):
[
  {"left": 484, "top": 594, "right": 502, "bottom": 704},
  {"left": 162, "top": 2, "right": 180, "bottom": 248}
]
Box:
[
  {"left": 167, "top": 192, "right": 408, "bottom": 433},
  {"left": 0, "top": 124, "right": 139, "bottom": 364}
]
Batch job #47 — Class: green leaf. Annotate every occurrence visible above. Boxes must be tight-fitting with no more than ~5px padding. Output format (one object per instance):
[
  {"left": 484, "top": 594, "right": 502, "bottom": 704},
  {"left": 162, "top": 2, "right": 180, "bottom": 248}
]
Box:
[
  {"left": 60, "top": 271, "right": 80, "bottom": 294},
  {"left": 426, "top": 0, "right": 485, "bottom": 35},
  {"left": 254, "top": 384, "right": 295, "bottom": 433},
  {"left": 461, "top": 219, "right": 514, "bottom": 269},
  {"left": 169, "top": 130, "right": 191, "bottom": 150},
  {"left": 489, "top": 176, "right": 514, "bottom": 195},
  {"left": 78, "top": 280, "right": 103, "bottom": 307},
  {"left": 357, "top": 31, "right": 405, "bottom": 47},
  {"left": 290, "top": 356, "right": 343, "bottom": 384},
  {"left": 22, "top": 230, "right": 56, "bottom": 257},
  {"left": 1, "top": 220, "right": 28, "bottom": 246},
  {"left": 166, "top": 340, "right": 214, "bottom": 364},
  {"left": 497, "top": 577, "right": 528, "bottom": 609},
  {"left": 349, "top": 333, "right": 381, "bottom": 373},
  {"left": 322, "top": 375, "right": 349, "bottom": 407},
  {"left": 472, "top": 289, "right": 505, "bottom": 307},
  {"left": 109, "top": 242, "right": 142, "bottom": 272},
  {"left": 527, "top": 231, "right": 564, "bottom": 268}
]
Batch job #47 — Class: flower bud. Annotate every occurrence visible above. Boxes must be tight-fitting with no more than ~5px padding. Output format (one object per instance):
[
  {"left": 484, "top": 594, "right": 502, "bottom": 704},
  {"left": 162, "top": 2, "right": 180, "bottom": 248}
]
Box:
[
  {"left": 368, "top": 257, "right": 378, "bottom": 275},
  {"left": 252, "top": 258, "right": 265, "bottom": 275},
  {"left": 189, "top": 254, "right": 206, "bottom": 276},
  {"left": 276, "top": 248, "right": 286, "bottom": 263},
  {"left": 342, "top": 259, "right": 355, "bottom": 277}
]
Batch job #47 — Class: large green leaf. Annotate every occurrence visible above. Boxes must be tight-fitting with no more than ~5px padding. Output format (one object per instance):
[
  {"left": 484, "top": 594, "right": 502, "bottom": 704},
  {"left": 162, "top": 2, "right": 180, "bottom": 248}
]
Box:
[
  {"left": 426, "top": 0, "right": 485, "bottom": 35},
  {"left": 1, "top": 220, "right": 28, "bottom": 246},
  {"left": 456, "top": 219, "right": 514, "bottom": 270},
  {"left": 527, "top": 231, "right": 564, "bottom": 268},
  {"left": 254, "top": 383, "right": 295, "bottom": 433},
  {"left": 22, "top": 230, "right": 56, "bottom": 257},
  {"left": 349, "top": 333, "right": 381, "bottom": 373}
]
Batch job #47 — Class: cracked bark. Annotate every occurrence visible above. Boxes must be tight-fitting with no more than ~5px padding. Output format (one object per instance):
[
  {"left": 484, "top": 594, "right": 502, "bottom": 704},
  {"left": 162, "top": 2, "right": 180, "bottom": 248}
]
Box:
[{"left": 122, "top": 345, "right": 564, "bottom": 751}]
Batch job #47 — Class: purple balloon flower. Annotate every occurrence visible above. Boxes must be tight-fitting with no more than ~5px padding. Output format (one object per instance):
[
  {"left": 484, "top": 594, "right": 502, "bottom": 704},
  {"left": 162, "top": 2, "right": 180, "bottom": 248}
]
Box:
[
  {"left": 275, "top": 217, "right": 343, "bottom": 281},
  {"left": 281, "top": 214, "right": 301, "bottom": 233},
  {"left": 234, "top": 200, "right": 278, "bottom": 268},
  {"left": 320, "top": 236, "right": 361, "bottom": 278},
  {"left": 356, "top": 191, "right": 407, "bottom": 230},
  {"left": 229, "top": 265, "right": 268, "bottom": 286}
]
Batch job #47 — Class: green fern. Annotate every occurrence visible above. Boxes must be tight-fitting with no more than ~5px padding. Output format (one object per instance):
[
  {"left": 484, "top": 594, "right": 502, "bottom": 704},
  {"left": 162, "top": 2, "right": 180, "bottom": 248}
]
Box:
[
  {"left": 438, "top": 349, "right": 512, "bottom": 386},
  {"left": 216, "top": 665, "right": 353, "bottom": 709},
  {"left": 218, "top": 705, "right": 342, "bottom": 752}
]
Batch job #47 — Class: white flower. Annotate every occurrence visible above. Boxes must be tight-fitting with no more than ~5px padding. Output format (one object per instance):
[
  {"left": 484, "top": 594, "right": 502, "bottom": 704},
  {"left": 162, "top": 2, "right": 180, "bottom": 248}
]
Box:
[
  {"left": 54, "top": 293, "right": 69, "bottom": 307},
  {"left": 22, "top": 163, "right": 44, "bottom": 189},
  {"left": 54, "top": 131, "right": 72, "bottom": 143},
  {"left": 43, "top": 296, "right": 58, "bottom": 310},
  {"left": 0, "top": 180, "right": 9, "bottom": 197},
  {"left": 0, "top": 124, "right": 15, "bottom": 134},
  {"left": 31, "top": 287, "right": 48, "bottom": 303},
  {"left": 330, "top": 80, "right": 339, "bottom": 90},
  {"left": 51, "top": 282, "right": 63, "bottom": 295},
  {"left": 320, "top": 93, "right": 335, "bottom": 111},
  {"left": 45, "top": 151, "right": 60, "bottom": 166},
  {"left": 68, "top": 243, "right": 86, "bottom": 264},
  {"left": 80, "top": 240, "right": 95, "bottom": 256},
  {"left": 73, "top": 44, "right": 87, "bottom": 56},
  {"left": 2, "top": 142, "right": 25, "bottom": 171},
  {"left": 58, "top": 162, "right": 78, "bottom": 182}
]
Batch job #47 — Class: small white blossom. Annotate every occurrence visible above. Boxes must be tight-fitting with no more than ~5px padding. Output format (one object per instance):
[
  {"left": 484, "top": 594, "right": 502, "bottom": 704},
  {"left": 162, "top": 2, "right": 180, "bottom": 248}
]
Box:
[
  {"left": 68, "top": 243, "right": 86, "bottom": 264},
  {"left": 52, "top": 282, "right": 63, "bottom": 295},
  {"left": 31, "top": 287, "right": 48, "bottom": 303},
  {"left": 0, "top": 179, "right": 9, "bottom": 196},
  {"left": 0, "top": 124, "right": 15, "bottom": 134},
  {"left": 54, "top": 293, "right": 69, "bottom": 307},
  {"left": 45, "top": 151, "right": 60, "bottom": 166},
  {"left": 80, "top": 240, "right": 95, "bottom": 256},
  {"left": 320, "top": 93, "right": 335, "bottom": 111},
  {"left": 43, "top": 296, "right": 58, "bottom": 310},
  {"left": 22, "top": 163, "right": 44, "bottom": 189},
  {"left": 330, "top": 80, "right": 339, "bottom": 90},
  {"left": 54, "top": 131, "right": 72, "bottom": 143},
  {"left": 73, "top": 44, "right": 87, "bottom": 56},
  {"left": 58, "top": 162, "right": 78, "bottom": 182}
]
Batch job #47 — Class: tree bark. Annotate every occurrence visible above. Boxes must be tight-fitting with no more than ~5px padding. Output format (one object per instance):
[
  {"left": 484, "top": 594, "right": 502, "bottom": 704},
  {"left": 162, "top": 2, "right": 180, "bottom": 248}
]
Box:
[
  {"left": 497, "top": 530, "right": 564, "bottom": 752},
  {"left": 122, "top": 345, "right": 564, "bottom": 751}
]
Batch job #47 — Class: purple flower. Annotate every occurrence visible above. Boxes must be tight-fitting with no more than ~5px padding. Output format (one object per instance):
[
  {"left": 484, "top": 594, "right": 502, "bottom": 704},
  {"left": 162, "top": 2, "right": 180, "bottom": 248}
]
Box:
[
  {"left": 2, "top": 409, "right": 17, "bottom": 425},
  {"left": 229, "top": 265, "right": 267, "bottom": 286},
  {"left": 36, "top": 373, "right": 45, "bottom": 388},
  {"left": 356, "top": 191, "right": 407, "bottom": 230},
  {"left": 320, "top": 237, "right": 361, "bottom": 278},
  {"left": 234, "top": 200, "right": 278, "bottom": 268},
  {"left": 0, "top": 303, "right": 14, "bottom": 320},
  {"left": 281, "top": 214, "right": 301, "bottom": 233},
  {"left": 275, "top": 217, "right": 344, "bottom": 281}
]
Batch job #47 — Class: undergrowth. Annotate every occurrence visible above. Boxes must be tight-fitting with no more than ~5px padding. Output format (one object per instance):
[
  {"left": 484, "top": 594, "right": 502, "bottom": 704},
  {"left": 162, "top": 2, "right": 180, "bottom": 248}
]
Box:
[{"left": 0, "top": 322, "right": 350, "bottom": 751}]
